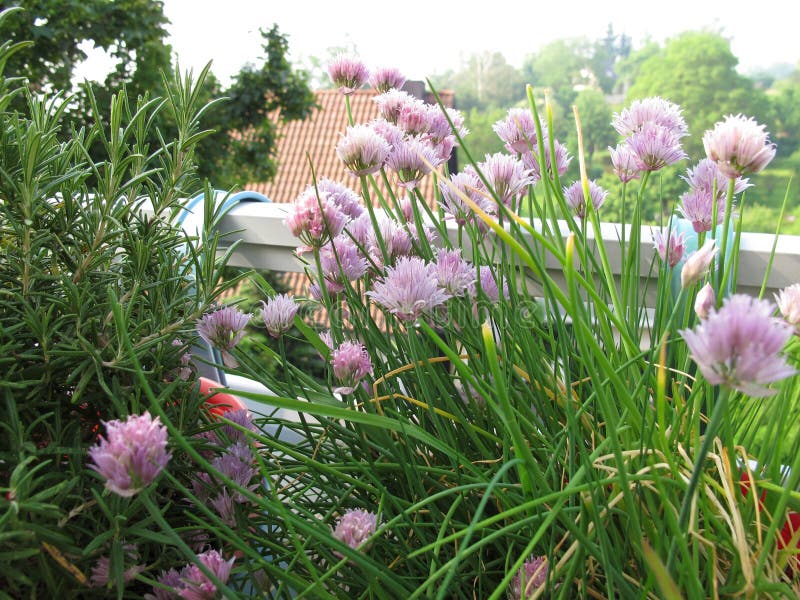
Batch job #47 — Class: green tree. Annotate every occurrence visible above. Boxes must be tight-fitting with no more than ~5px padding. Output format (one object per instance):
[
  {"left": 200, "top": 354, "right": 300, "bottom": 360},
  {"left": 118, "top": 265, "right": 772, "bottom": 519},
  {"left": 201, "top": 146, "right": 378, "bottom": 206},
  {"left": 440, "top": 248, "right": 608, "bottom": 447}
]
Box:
[
  {"left": 589, "top": 24, "right": 632, "bottom": 94},
  {"left": 0, "top": 1, "right": 315, "bottom": 188},
  {"left": 769, "top": 64, "right": 800, "bottom": 157},
  {"left": 431, "top": 51, "right": 525, "bottom": 111},
  {"left": 569, "top": 88, "right": 615, "bottom": 175},
  {"left": 521, "top": 38, "right": 592, "bottom": 109},
  {"left": 625, "top": 31, "right": 773, "bottom": 157}
]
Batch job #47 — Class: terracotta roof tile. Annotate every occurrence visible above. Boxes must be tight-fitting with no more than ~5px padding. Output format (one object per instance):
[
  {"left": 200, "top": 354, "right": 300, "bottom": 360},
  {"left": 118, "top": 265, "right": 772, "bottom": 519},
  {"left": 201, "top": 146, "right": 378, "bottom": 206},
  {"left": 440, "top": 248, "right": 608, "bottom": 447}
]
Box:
[{"left": 248, "top": 85, "right": 455, "bottom": 207}]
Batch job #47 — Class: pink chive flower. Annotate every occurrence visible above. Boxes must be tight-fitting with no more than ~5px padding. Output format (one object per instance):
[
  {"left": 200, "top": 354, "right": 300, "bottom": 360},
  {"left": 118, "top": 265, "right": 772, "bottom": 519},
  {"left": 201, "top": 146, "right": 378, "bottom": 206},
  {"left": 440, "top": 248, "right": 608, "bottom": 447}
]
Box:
[
  {"left": 368, "top": 256, "right": 451, "bottom": 321},
  {"left": 331, "top": 341, "right": 373, "bottom": 394},
  {"left": 374, "top": 89, "right": 419, "bottom": 124},
  {"left": 90, "top": 548, "right": 145, "bottom": 588},
  {"left": 332, "top": 508, "right": 380, "bottom": 551},
  {"left": 434, "top": 249, "right": 476, "bottom": 297},
  {"left": 520, "top": 138, "right": 571, "bottom": 184},
  {"left": 310, "top": 178, "right": 364, "bottom": 219},
  {"left": 651, "top": 228, "right": 686, "bottom": 268},
  {"left": 319, "top": 235, "right": 369, "bottom": 286},
  {"left": 369, "top": 67, "right": 406, "bottom": 93},
  {"left": 336, "top": 124, "right": 391, "bottom": 176},
  {"left": 259, "top": 293, "right": 299, "bottom": 338},
  {"left": 510, "top": 555, "right": 549, "bottom": 600},
  {"left": 609, "top": 143, "right": 641, "bottom": 183},
  {"left": 385, "top": 136, "right": 440, "bottom": 190},
  {"left": 218, "top": 409, "right": 257, "bottom": 444},
  {"left": 677, "top": 189, "right": 726, "bottom": 234},
  {"left": 683, "top": 158, "right": 751, "bottom": 197},
  {"left": 470, "top": 266, "right": 507, "bottom": 303},
  {"left": 327, "top": 54, "right": 369, "bottom": 94},
  {"left": 196, "top": 305, "right": 250, "bottom": 368},
  {"left": 285, "top": 188, "right": 349, "bottom": 249},
  {"left": 612, "top": 97, "right": 689, "bottom": 139},
  {"left": 369, "top": 117, "right": 405, "bottom": 148},
  {"left": 427, "top": 106, "right": 468, "bottom": 143},
  {"left": 88, "top": 412, "right": 170, "bottom": 497},
  {"left": 626, "top": 122, "right": 687, "bottom": 171},
  {"left": 563, "top": 180, "right": 608, "bottom": 219},
  {"left": 493, "top": 107, "right": 539, "bottom": 154},
  {"left": 438, "top": 170, "right": 492, "bottom": 226},
  {"left": 680, "top": 240, "right": 718, "bottom": 288},
  {"left": 397, "top": 102, "right": 432, "bottom": 136},
  {"left": 703, "top": 114, "right": 777, "bottom": 178},
  {"left": 477, "top": 153, "right": 533, "bottom": 208},
  {"left": 695, "top": 283, "right": 716, "bottom": 320},
  {"left": 367, "top": 215, "right": 413, "bottom": 267},
  {"left": 776, "top": 283, "right": 800, "bottom": 332},
  {"left": 169, "top": 549, "right": 235, "bottom": 600},
  {"left": 679, "top": 294, "right": 797, "bottom": 396}
]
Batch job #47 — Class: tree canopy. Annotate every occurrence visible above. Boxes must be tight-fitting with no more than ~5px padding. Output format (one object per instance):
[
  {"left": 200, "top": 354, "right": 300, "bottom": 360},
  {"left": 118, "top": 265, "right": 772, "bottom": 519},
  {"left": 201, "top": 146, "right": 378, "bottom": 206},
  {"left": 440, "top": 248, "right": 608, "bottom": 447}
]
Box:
[{"left": 0, "top": 1, "right": 316, "bottom": 188}]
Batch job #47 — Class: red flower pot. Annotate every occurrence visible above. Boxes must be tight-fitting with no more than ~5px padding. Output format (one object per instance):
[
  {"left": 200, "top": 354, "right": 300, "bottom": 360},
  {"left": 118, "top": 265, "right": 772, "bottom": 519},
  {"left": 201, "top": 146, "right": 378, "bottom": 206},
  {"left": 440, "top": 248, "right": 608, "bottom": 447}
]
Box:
[{"left": 198, "top": 377, "right": 248, "bottom": 417}]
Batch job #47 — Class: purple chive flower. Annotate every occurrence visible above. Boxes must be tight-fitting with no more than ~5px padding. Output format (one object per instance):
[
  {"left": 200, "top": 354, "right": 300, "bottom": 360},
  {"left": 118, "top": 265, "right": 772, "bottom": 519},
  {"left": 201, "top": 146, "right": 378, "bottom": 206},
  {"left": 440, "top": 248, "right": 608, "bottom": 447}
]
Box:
[
  {"left": 259, "top": 293, "right": 299, "bottom": 338},
  {"left": 677, "top": 189, "right": 726, "bottom": 234},
  {"left": 776, "top": 283, "right": 800, "bottom": 332},
  {"left": 332, "top": 509, "right": 379, "bottom": 551},
  {"left": 695, "top": 283, "right": 716, "bottom": 320},
  {"left": 397, "top": 102, "right": 432, "bottom": 136},
  {"left": 331, "top": 340, "right": 373, "bottom": 394},
  {"left": 196, "top": 305, "right": 250, "bottom": 368},
  {"left": 683, "top": 158, "right": 751, "bottom": 197},
  {"left": 286, "top": 187, "right": 349, "bottom": 250},
  {"left": 171, "top": 549, "right": 235, "bottom": 600},
  {"left": 679, "top": 294, "right": 797, "bottom": 396},
  {"left": 477, "top": 153, "right": 533, "bottom": 208},
  {"left": 367, "top": 215, "right": 413, "bottom": 267},
  {"left": 147, "top": 568, "right": 183, "bottom": 600},
  {"left": 385, "top": 136, "right": 440, "bottom": 190},
  {"left": 703, "top": 114, "right": 777, "bottom": 178},
  {"left": 510, "top": 555, "right": 548, "bottom": 600},
  {"left": 312, "top": 178, "right": 364, "bottom": 219},
  {"left": 563, "top": 180, "right": 608, "bottom": 219},
  {"left": 438, "top": 170, "right": 492, "bottom": 226},
  {"left": 678, "top": 159, "right": 749, "bottom": 233},
  {"left": 427, "top": 106, "right": 468, "bottom": 143},
  {"left": 626, "top": 122, "right": 687, "bottom": 171},
  {"left": 520, "top": 138, "right": 571, "bottom": 184},
  {"left": 218, "top": 409, "right": 257, "bottom": 444},
  {"left": 369, "top": 117, "right": 405, "bottom": 148},
  {"left": 328, "top": 54, "right": 369, "bottom": 94},
  {"left": 435, "top": 249, "right": 476, "bottom": 297},
  {"left": 470, "top": 266, "right": 507, "bottom": 303},
  {"left": 336, "top": 124, "right": 392, "bottom": 177},
  {"left": 680, "top": 240, "right": 718, "bottom": 289},
  {"left": 369, "top": 67, "right": 406, "bottom": 93},
  {"left": 493, "top": 107, "right": 539, "bottom": 154},
  {"left": 88, "top": 412, "right": 170, "bottom": 497},
  {"left": 90, "top": 547, "right": 145, "bottom": 588},
  {"left": 651, "top": 228, "right": 686, "bottom": 268},
  {"left": 211, "top": 442, "right": 257, "bottom": 496},
  {"left": 609, "top": 143, "right": 641, "bottom": 183},
  {"left": 368, "top": 256, "right": 451, "bottom": 322},
  {"left": 319, "top": 235, "right": 369, "bottom": 286},
  {"left": 612, "top": 97, "right": 688, "bottom": 139}
]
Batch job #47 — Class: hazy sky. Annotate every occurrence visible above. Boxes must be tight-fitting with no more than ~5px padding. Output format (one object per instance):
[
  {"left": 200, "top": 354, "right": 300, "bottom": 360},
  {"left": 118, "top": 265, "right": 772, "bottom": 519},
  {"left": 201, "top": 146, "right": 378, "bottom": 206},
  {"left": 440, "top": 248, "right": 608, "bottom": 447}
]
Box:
[{"left": 156, "top": 0, "right": 799, "bottom": 85}]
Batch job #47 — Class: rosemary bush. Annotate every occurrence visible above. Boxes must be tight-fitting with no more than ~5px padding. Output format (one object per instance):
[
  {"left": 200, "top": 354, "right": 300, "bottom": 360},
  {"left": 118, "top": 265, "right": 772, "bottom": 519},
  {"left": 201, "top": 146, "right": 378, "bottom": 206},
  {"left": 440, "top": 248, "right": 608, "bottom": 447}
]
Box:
[{"left": 0, "top": 11, "right": 243, "bottom": 597}]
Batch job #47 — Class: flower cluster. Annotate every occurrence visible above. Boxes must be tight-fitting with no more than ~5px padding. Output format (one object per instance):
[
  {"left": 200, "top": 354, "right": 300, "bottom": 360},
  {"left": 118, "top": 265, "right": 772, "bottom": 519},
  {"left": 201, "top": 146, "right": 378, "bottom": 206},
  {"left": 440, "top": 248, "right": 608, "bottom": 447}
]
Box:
[
  {"left": 332, "top": 508, "right": 380, "bottom": 552},
  {"left": 147, "top": 549, "right": 234, "bottom": 600},
  {"left": 88, "top": 411, "right": 171, "bottom": 497},
  {"left": 677, "top": 158, "right": 750, "bottom": 233},
  {"left": 610, "top": 97, "right": 688, "bottom": 178},
  {"left": 510, "top": 555, "right": 549, "bottom": 600},
  {"left": 679, "top": 294, "right": 796, "bottom": 396},
  {"left": 196, "top": 305, "right": 251, "bottom": 368}
]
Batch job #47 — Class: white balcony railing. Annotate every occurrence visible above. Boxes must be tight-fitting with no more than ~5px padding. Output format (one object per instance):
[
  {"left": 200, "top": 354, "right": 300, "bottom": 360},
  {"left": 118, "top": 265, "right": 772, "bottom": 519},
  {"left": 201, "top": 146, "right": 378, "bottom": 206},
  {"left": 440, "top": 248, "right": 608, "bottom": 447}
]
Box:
[{"left": 215, "top": 199, "right": 799, "bottom": 302}]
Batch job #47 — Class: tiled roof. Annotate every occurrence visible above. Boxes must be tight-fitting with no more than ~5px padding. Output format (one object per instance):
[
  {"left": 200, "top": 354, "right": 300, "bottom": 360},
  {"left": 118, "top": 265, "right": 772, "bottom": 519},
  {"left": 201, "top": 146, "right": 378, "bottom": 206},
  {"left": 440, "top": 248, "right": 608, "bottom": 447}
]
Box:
[{"left": 248, "top": 85, "right": 456, "bottom": 206}]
